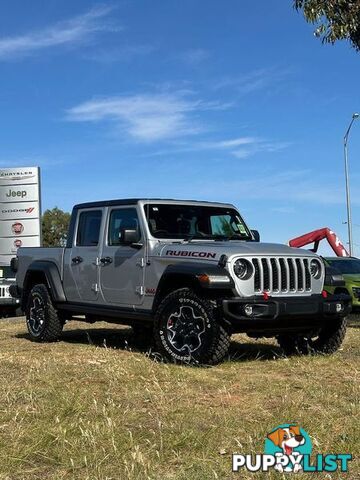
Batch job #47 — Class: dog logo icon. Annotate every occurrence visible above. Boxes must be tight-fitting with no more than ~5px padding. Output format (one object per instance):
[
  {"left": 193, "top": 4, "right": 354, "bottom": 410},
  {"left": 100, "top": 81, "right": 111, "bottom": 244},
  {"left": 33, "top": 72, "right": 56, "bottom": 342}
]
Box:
[{"left": 265, "top": 424, "right": 312, "bottom": 473}]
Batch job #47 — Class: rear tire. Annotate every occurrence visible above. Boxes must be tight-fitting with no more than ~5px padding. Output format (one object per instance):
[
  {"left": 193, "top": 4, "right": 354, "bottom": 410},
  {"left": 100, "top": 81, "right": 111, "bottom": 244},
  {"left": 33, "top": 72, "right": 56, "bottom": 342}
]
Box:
[
  {"left": 154, "top": 288, "right": 230, "bottom": 365},
  {"left": 26, "top": 284, "right": 63, "bottom": 342},
  {"left": 277, "top": 317, "right": 347, "bottom": 356}
]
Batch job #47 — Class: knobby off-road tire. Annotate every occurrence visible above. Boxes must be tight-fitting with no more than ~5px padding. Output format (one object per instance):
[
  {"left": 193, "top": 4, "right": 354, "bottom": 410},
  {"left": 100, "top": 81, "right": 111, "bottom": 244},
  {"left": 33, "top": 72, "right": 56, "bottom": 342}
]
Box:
[
  {"left": 277, "top": 317, "right": 347, "bottom": 356},
  {"left": 26, "top": 284, "right": 63, "bottom": 342},
  {"left": 154, "top": 288, "right": 230, "bottom": 365}
]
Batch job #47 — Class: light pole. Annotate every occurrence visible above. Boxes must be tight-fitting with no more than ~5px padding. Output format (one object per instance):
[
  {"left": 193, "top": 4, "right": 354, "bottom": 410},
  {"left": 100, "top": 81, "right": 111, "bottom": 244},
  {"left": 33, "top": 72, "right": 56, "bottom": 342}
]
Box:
[{"left": 343, "top": 113, "right": 359, "bottom": 256}]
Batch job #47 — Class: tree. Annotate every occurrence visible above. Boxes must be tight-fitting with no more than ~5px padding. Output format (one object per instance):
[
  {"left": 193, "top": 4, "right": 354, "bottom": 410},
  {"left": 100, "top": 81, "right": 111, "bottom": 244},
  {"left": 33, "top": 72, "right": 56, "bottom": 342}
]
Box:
[
  {"left": 42, "top": 207, "right": 71, "bottom": 247},
  {"left": 294, "top": 0, "right": 360, "bottom": 51}
]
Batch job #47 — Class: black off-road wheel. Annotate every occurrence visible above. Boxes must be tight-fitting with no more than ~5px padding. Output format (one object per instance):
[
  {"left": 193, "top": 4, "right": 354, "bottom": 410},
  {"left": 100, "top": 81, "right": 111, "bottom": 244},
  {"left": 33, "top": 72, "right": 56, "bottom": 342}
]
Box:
[
  {"left": 26, "top": 284, "right": 63, "bottom": 342},
  {"left": 277, "top": 317, "right": 347, "bottom": 356},
  {"left": 154, "top": 288, "right": 230, "bottom": 365}
]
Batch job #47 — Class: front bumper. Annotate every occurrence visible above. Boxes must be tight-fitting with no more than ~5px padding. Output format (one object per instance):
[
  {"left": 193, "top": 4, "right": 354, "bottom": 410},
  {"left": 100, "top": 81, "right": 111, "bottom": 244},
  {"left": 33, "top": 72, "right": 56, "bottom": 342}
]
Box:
[
  {"left": 0, "top": 296, "right": 20, "bottom": 306},
  {"left": 1, "top": 284, "right": 21, "bottom": 307},
  {"left": 222, "top": 294, "right": 351, "bottom": 334}
]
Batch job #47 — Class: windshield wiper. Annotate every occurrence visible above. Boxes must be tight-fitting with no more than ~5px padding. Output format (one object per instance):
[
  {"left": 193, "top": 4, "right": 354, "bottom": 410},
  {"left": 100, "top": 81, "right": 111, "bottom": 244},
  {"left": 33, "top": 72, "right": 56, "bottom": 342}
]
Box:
[
  {"left": 211, "top": 233, "right": 250, "bottom": 241},
  {"left": 182, "top": 235, "right": 195, "bottom": 242},
  {"left": 212, "top": 234, "right": 231, "bottom": 241},
  {"left": 182, "top": 233, "right": 249, "bottom": 242},
  {"left": 227, "top": 233, "right": 249, "bottom": 240}
]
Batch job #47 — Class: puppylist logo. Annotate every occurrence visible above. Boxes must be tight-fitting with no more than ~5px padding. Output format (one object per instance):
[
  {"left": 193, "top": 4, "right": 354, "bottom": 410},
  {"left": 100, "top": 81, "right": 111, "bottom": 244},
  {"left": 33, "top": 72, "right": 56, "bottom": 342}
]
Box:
[{"left": 232, "top": 424, "right": 352, "bottom": 474}]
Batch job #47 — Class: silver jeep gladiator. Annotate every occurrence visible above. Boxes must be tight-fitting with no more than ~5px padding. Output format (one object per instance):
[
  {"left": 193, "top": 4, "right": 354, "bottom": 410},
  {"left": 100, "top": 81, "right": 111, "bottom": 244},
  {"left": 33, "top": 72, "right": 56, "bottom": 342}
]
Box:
[{"left": 10, "top": 199, "right": 350, "bottom": 364}]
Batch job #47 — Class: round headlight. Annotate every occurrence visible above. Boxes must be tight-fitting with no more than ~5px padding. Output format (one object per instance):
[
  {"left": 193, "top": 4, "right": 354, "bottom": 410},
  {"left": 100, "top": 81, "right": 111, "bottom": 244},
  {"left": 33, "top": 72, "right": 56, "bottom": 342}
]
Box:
[
  {"left": 233, "top": 259, "right": 253, "bottom": 280},
  {"left": 310, "top": 259, "right": 322, "bottom": 279},
  {"left": 5, "top": 287, "right": 10, "bottom": 294}
]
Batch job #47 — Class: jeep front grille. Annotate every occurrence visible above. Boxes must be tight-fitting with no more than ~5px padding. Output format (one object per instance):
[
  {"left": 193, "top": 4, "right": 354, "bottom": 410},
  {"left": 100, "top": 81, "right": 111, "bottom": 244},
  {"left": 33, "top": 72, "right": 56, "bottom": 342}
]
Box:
[
  {"left": 0, "top": 286, "right": 7, "bottom": 298},
  {"left": 252, "top": 257, "right": 311, "bottom": 293}
]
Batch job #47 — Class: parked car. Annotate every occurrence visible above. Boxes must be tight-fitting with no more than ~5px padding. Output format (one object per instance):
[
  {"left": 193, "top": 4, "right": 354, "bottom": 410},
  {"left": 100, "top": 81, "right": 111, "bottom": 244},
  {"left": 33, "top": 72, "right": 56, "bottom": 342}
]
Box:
[
  {"left": 10, "top": 198, "right": 350, "bottom": 363},
  {"left": 324, "top": 257, "right": 360, "bottom": 310},
  {"left": 0, "top": 264, "right": 21, "bottom": 317}
]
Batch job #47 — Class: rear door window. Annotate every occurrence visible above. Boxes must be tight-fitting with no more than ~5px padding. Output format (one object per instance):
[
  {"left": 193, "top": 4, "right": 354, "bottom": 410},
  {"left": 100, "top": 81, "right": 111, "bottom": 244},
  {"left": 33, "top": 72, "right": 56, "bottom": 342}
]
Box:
[{"left": 76, "top": 210, "right": 102, "bottom": 246}]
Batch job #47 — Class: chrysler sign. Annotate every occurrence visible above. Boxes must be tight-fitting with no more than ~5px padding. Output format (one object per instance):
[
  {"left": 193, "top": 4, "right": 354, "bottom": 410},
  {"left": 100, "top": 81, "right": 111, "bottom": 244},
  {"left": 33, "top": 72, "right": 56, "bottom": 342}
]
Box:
[
  {"left": 0, "top": 168, "right": 39, "bottom": 185},
  {"left": 0, "top": 167, "right": 41, "bottom": 265}
]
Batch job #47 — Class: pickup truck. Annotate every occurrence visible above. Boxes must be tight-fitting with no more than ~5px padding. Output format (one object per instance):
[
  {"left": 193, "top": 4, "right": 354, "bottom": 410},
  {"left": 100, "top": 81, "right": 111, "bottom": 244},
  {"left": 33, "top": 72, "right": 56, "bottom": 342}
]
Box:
[{"left": 10, "top": 199, "right": 351, "bottom": 364}]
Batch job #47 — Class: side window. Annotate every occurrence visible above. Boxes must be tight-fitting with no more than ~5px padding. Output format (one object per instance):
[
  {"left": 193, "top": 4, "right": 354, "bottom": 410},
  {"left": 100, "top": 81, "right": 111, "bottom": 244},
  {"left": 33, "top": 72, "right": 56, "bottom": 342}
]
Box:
[
  {"left": 108, "top": 208, "right": 140, "bottom": 246},
  {"left": 76, "top": 210, "right": 102, "bottom": 246}
]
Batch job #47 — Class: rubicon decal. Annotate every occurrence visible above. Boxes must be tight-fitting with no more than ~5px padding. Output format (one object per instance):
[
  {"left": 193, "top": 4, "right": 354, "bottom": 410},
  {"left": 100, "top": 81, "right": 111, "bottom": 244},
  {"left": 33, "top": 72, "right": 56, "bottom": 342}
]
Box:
[
  {"left": 232, "top": 424, "right": 352, "bottom": 474},
  {"left": 165, "top": 250, "right": 216, "bottom": 259},
  {"left": 145, "top": 287, "right": 156, "bottom": 296}
]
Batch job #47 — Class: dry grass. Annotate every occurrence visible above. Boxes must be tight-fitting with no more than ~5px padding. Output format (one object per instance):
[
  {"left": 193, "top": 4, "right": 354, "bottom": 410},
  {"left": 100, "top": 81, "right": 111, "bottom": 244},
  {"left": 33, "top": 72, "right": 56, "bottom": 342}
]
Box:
[{"left": 0, "top": 317, "right": 358, "bottom": 480}]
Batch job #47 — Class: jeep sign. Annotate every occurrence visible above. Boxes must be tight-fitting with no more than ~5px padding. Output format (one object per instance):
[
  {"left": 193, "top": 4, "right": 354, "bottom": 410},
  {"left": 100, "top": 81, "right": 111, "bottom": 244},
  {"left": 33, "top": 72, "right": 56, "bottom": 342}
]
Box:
[{"left": 0, "top": 167, "right": 41, "bottom": 265}]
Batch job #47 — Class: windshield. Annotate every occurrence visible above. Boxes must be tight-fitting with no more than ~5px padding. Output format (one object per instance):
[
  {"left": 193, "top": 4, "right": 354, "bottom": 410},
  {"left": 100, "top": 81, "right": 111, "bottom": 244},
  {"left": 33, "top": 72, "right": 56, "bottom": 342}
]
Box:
[
  {"left": 326, "top": 258, "right": 360, "bottom": 274},
  {"left": 144, "top": 204, "right": 252, "bottom": 240},
  {"left": 0, "top": 266, "right": 13, "bottom": 279}
]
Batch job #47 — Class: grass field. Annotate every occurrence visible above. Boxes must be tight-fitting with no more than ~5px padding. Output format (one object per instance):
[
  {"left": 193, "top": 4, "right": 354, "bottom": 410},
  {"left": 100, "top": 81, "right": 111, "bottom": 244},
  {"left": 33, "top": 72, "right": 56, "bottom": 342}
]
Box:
[{"left": 0, "top": 316, "right": 358, "bottom": 480}]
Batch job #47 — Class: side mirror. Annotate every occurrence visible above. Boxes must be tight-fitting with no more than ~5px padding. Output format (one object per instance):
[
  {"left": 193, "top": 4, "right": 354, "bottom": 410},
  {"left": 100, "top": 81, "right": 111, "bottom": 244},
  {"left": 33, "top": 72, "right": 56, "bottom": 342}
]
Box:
[
  {"left": 120, "top": 229, "right": 141, "bottom": 245},
  {"left": 251, "top": 230, "right": 260, "bottom": 242}
]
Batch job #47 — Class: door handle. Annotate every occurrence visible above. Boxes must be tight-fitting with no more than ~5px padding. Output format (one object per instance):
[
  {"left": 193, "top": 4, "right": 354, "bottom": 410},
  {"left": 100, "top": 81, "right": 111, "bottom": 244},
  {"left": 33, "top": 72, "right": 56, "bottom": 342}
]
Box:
[
  {"left": 72, "top": 256, "right": 83, "bottom": 265},
  {"left": 100, "top": 256, "right": 113, "bottom": 265}
]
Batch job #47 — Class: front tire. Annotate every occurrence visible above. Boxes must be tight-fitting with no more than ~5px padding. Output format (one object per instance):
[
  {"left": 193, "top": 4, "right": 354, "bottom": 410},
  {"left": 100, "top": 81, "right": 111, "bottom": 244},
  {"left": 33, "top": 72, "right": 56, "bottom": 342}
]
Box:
[
  {"left": 26, "top": 284, "right": 63, "bottom": 342},
  {"left": 277, "top": 317, "right": 347, "bottom": 356},
  {"left": 154, "top": 288, "right": 230, "bottom": 365}
]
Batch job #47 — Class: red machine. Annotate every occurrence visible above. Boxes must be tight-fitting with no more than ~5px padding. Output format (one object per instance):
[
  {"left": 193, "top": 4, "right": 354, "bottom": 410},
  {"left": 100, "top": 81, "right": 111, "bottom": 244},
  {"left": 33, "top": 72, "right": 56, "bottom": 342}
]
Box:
[{"left": 288, "top": 228, "right": 349, "bottom": 257}]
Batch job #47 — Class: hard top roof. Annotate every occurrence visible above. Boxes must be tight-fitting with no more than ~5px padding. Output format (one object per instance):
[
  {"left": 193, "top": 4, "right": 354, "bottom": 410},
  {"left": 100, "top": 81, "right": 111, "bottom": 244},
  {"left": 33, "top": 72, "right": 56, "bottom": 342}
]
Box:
[{"left": 73, "top": 198, "right": 235, "bottom": 210}]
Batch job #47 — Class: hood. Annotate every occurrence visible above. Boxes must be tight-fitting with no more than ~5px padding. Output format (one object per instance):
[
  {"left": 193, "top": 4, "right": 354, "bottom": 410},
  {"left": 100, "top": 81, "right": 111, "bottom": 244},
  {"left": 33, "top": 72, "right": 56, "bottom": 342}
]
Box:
[
  {"left": 342, "top": 273, "right": 360, "bottom": 284},
  {"left": 157, "top": 241, "right": 318, "bottom": 262}
]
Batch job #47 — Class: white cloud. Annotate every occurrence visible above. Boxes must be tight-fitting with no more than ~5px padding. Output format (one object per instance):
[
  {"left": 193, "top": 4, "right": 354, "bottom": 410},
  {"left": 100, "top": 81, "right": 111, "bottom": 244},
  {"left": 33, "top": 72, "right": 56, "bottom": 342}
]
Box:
[
  {"left": 147, "top": 136, "right": 290, "bottom": 159},
  {"left": 231, "top": 140, "right": 291, "bottom": 159},
  {"left": 66, "top": 92, "right": 228, "bottom": 141},
  {"left": 211, "top": 67, "right": 292, "bottom": 95},
  {"left": 85, "top": 44, "right": 156, "bottom": 63},
  {"left": 66, "top": 89, "right": 290, "bottom": 153},
  {"left": 204, "top": 137, "right": 258, "bottom": 148},
  {"left": 0, "top": 5, "right": 117, "bottom": 59},
  {"left": 180, "top": 48, "right": 210, "bottom": 65},
  {"left": 188, "top": 169, "right": 348, "bottom": 206}
]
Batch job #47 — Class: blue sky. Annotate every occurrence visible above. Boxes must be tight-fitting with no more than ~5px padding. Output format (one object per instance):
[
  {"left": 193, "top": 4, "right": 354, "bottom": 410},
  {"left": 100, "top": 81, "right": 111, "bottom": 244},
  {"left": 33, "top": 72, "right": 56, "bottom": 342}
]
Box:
[{"left": 1, "top": 1, "right": 360, "bottom": 254}]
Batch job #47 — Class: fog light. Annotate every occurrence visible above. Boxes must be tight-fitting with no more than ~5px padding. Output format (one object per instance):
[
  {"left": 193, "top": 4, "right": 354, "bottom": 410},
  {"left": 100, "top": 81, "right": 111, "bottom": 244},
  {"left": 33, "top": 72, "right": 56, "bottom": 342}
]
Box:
[
  {"left": 352, "top": 287, "right": 360, "bottom": 299},
  {"left": 336, "top": 303, "right": 343, "bottom": 313},
  {"left": 244, "top": 304, "right": 253, "bottom": 316}
]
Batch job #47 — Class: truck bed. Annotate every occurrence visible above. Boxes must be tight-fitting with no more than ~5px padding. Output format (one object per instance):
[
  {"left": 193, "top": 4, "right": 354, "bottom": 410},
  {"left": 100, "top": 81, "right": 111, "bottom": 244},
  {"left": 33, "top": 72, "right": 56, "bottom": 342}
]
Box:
[{"left": 16, "top": 247, "right": 66, "bottom": 288}]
